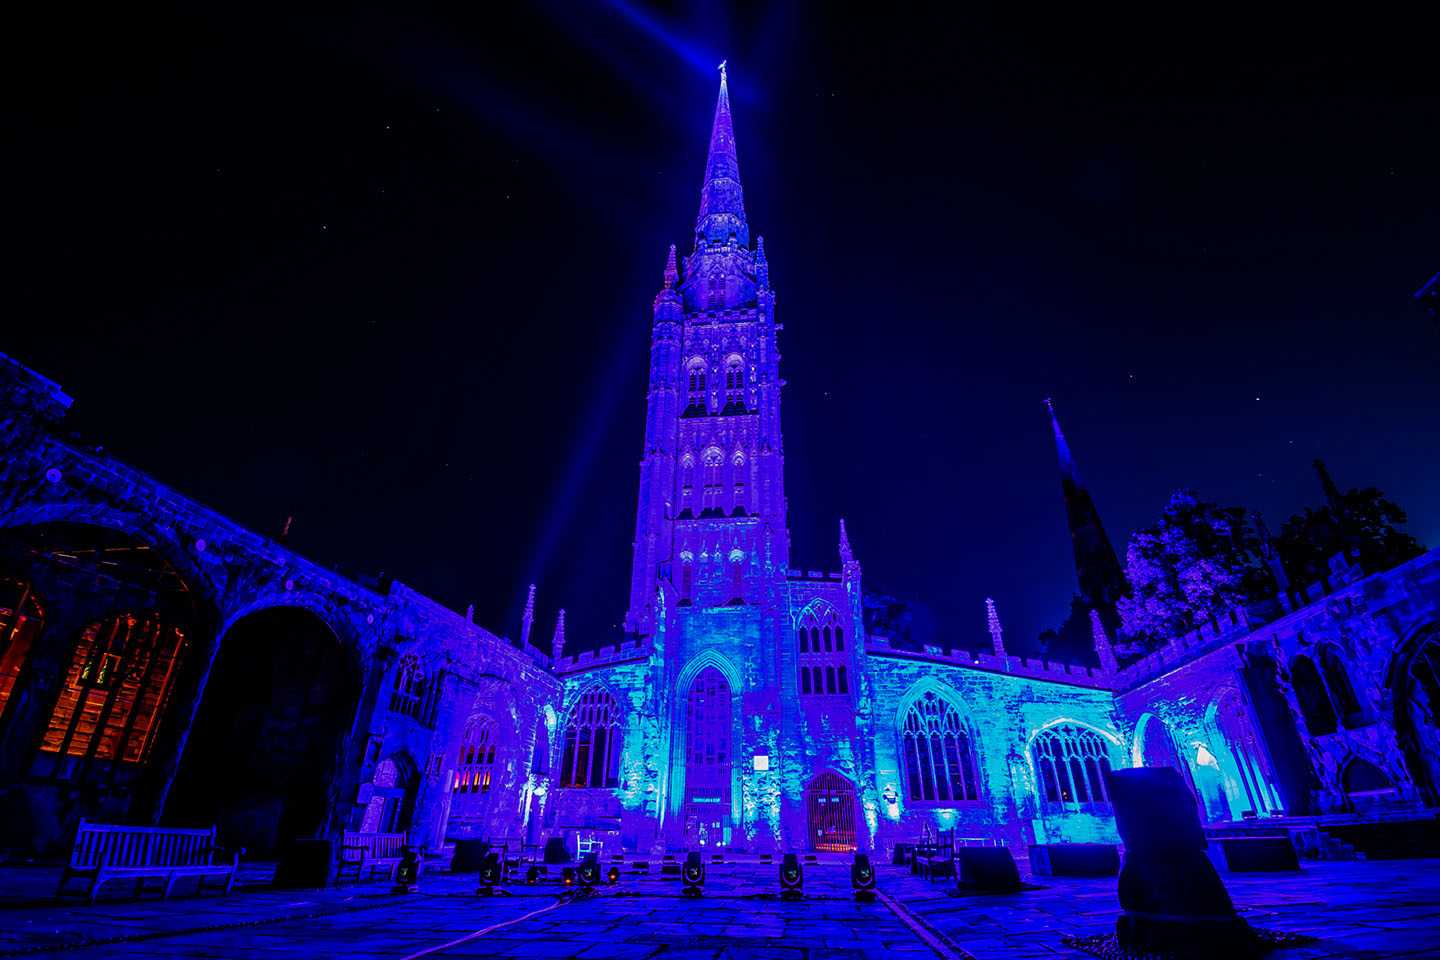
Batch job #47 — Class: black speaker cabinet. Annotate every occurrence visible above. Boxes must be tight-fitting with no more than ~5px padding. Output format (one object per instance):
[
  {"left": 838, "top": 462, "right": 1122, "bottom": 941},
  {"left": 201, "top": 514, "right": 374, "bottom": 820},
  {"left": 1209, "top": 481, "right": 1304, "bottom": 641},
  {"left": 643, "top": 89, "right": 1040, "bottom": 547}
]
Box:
[{"left": 956, "top": 847, "right": 1022, "bottom": 892}]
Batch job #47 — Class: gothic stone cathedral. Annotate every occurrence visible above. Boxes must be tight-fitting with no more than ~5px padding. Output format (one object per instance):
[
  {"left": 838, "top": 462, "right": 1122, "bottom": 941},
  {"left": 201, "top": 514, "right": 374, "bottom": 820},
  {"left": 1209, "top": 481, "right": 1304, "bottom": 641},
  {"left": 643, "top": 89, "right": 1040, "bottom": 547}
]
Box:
[{"left": 2, "top": 69, "right": 1439, "bottom": 861}]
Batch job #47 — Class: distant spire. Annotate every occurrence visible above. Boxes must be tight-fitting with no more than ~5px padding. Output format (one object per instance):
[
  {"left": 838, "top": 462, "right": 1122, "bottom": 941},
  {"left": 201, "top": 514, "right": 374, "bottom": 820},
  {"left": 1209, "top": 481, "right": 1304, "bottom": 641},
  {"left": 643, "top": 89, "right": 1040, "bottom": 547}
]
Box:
[
  {"left": 1045, "top": 398, "right": 1127, "bottom": 617},
  {"left": 1044, "top": 397, "right": 1076, "bottom": 482},
  {"left": 986, "top": 598, "right": 1005, "bottom": 656},
  {"left": 1313, "top": 459, "right": 1345, "bottom": 516},
  {"left": 1090, "top": 608, "right": 1119, "bottom": 673},
  {"left": 663, "top": 244, "right": 678, "bottom": 289},
  {"left": 838, "top": 517, "right": 855, "bottom": 565},
  {"left": 755, "top": 235, "right": 770, "bottom": 289},
  {"left": 520, "top": 583, "right": 536, "bottom": 649},
  {"left": 551, "top": 609, "right": 566, "bottom": 662},
  {"left": 695, "top": 60, "right": 749, "bottom": 247}
]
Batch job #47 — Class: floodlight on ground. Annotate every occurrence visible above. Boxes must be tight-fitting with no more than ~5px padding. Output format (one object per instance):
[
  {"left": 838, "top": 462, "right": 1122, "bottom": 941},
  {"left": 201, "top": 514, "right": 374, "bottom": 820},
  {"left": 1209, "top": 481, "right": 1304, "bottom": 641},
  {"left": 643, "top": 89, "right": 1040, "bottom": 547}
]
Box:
[
  {"left": 560, "top": 866, "right": 576, "bottom": 886},
  {"left": 578, "top": 852, "right": 601, "bottom": 888},
  {"left": 524, "top": 865, "right": 541, "bottom": 885},
  {"left": 681, "top": 852, "right": 705, "bottom": 898},
  {"left": 606, "top": 865, "right": 621, "bottom": 884},
  {"left": 779, "top": 853, "right": 803, "bottom": 900},
  {"left": 475, "top": 851, "right": 504, "bottom": 895},
  {"left": 851, "top": 853, "right": 876, "bottom": 901}
]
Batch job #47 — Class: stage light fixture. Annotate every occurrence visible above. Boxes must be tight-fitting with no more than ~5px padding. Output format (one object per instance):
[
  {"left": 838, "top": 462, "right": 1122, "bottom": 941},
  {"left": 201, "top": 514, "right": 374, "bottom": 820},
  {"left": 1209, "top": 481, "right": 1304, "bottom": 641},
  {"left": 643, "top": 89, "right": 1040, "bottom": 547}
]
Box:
[
  {"left": 578, "top": 852, "right": 601, "bottom": 888},
  {"left": 606, "top": 865, "right": 621, "bottom": 884},
  {"left": 561, "top": 866, "right": 576, "bottom": 886},
  {"left": 851, "top": 853, "right": 876, "bottom": 900},
  {"left": 779, "top": 852, "right": 804, "bottom": 900},
  {"left": 681, "top": 851, "right": 705, "bottom": 898},
  {"left": 525, "top": 865, "right": 541, "bottom": 885}
]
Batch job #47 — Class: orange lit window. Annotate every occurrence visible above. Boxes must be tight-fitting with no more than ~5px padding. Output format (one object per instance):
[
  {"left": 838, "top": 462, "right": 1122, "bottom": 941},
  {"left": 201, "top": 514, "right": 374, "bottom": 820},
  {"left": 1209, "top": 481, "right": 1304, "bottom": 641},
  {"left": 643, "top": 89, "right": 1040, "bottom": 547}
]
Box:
[
  {"left": 454, "top": 716, "right": 498, "bottom": 794},
  {"left": 0, "top": 580, "right": 44, "bottom": 720},
  {"left": 40, "top": 613, "right": 187, "bottom": 764}
]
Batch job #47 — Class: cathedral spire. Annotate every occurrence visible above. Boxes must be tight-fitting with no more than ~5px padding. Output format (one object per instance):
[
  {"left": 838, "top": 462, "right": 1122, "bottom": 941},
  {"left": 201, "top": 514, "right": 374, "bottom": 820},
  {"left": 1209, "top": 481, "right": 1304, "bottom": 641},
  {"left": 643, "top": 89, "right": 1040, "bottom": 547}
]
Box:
[
  {"left": 1045, "top": 398, "right": 1127, "bottom": 617},
  {"left": 838, "top": 517, "right": 854, "bottom": 565},
  {"left": 695, "top": 60, "right": 749, "bottom": 247},
  {"left": 986, "top": 598, "right": 1006, "bottom": 657},
  {"left": 551, "top": 609, "right": 566, "bottom": 662}
]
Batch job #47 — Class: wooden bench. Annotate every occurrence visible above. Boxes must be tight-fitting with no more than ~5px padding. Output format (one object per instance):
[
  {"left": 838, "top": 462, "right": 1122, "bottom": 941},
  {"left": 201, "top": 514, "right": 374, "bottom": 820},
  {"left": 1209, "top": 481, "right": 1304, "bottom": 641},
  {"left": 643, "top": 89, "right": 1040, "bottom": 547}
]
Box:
[
  {"left": 336, "top": 831, "right": 409, "bottom": 883},
  {"left": 57, "top": 819, "right": 238, "bottom": 903}
]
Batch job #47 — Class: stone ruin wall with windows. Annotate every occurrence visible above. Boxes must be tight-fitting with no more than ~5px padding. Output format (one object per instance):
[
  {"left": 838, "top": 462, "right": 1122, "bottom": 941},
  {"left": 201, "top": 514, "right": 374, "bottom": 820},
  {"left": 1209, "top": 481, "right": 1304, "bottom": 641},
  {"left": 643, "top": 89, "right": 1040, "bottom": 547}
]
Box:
[{"left": 0, "top": 352, "right": 557, "bottom": 857}]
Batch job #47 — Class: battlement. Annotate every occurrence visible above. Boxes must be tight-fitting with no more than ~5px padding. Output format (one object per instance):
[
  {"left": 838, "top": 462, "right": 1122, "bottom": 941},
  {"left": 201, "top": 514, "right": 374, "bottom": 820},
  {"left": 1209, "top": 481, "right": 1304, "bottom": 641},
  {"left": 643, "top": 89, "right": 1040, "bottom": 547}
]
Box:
[
  {"left": 555, "top": 635, "right": 655, "bottom": 676},
  {"left": 788, "top": 569, "right": 842, "bottom": 582},
  {"left": 865, "top": 634, "right": 1114, "bottom": 690}
]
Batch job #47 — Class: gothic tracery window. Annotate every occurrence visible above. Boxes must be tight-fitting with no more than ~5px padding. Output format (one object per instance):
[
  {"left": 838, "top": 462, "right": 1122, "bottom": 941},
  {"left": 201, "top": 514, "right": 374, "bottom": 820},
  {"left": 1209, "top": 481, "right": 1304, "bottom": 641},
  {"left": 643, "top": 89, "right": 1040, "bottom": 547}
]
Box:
[
  {"left": 453, "top": 715, "right": 498, "bottom": 794},
  {"left": 701, "top": 447, "right": 724, "bottom": 516},
  {"left": 798, "top": 605, "right": 849, "bottom": 696},
  {"left": 389, "top": 653, "right": 431, "bottom": 723},
  {"left": 559, "top": 686, "right": 622, "bottom": 788},
  {"left": 901, "top": 691, "right": 979, "bottom": 803},
  {"left": 39, "top": 612, "right": 187, "bottom": 764},
  {"left": 1031, "top": 723, "right": 1113, "bottom": 808}
]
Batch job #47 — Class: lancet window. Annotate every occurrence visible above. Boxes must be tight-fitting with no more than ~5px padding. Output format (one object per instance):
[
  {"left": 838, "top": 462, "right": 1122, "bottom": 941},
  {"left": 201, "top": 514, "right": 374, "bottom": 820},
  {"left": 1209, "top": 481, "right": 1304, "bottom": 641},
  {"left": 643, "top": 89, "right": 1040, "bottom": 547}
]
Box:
[
  {"left": 797, "top": 605, "right": 849, "bottom": 696},
  {"left": 389, "top": 653, "right": 434, "bottom": 724},
  {"left": 1031, "top": 723, "right": 1113, "bottom": 808},
  {"left": 686, "top": 360, "right": 708, "bottom": 416}
]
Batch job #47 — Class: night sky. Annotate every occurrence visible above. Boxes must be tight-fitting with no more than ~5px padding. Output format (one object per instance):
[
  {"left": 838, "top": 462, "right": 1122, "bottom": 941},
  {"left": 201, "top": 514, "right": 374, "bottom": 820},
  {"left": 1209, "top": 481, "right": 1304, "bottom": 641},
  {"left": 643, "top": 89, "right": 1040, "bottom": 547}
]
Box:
[{"left": 7, "top": 4, "right": 1439, "bottom": 655}]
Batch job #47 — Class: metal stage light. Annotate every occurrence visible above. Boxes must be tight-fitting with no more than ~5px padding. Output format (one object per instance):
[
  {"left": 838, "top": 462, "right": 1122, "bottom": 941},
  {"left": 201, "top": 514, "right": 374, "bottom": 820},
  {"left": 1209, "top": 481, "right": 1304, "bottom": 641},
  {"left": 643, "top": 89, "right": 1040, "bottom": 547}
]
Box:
[
  {"left": 851, "top": 853, "right": 876, "bottom": 901},
  {"left": 779, "top": 853, "right": 803, "bottom": 900},
  {"left": 561, "top": 866, "right": 576, "bottom": 887},
  {"left": 524, "top": 864, "right": 542, "bottom": 885},
  {"left": 681, "top": 851, "right": 705, "bottom": 898},
  {"left": 578, "top": 852, "right": 601, "bottom": 888},
  {"left": 475, "top": 851, "right": 509, "bottom": 896},
  {"left": 606, "top": 865, "right": 621, "bottom": 884}
]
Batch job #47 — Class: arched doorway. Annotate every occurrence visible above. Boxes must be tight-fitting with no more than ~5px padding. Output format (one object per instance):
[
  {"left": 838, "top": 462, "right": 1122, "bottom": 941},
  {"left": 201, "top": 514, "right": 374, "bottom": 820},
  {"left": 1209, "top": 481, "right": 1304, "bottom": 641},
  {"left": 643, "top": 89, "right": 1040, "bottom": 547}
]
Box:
[
  {"left": 1208, "top": 688, "right": 1281, "bottom": 819},
  {"left": 360, "top": 755, "right": 418, "bottom": 834},
  {"left": 805, "top": 771, "right": 857, "bottom": 852},
  {"left": 1392, "top": 624, "right": 1440, "bottom": 805},
  {"left": 1137, "top": 714, "right": 1197, "bottom": 800},
  {"left": 166, "top": 606, "right": 359, "bottom": 858},
  {"left": 683, "top": 666, "right": 731, "bottom": 848}
]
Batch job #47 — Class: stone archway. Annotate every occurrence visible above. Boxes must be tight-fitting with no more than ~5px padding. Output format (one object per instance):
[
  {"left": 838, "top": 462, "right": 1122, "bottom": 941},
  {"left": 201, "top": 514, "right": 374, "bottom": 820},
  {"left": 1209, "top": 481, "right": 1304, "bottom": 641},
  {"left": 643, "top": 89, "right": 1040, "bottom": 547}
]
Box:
[
  {"left": 1390, "top": 624, "right": 1440, "bottom": 805},
  {"left": 805, "top": 771, "right": 858, "bottom": 852},
  {"left": 682, "top": 665, "right": 733, "bottom": 849},
  {"left": 166, "top": 605, "right": 360, "bottom": 858}
]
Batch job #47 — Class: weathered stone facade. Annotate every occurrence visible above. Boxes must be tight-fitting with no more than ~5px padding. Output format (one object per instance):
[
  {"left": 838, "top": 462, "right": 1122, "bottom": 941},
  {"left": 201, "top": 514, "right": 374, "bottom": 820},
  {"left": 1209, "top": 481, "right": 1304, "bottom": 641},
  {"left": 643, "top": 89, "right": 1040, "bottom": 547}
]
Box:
[{"left": 0, "top": 353, "right": 559, "bottom": 857}]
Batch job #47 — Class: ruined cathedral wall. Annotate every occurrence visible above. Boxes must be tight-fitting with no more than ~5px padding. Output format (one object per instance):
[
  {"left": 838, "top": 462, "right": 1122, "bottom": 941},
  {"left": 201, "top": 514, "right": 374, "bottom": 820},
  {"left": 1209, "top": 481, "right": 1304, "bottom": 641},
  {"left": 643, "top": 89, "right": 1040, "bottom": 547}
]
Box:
[
  {"left": 863, "top": 653, "right": 1122, "bottom": 854},
  {"left": 550, "top": 653, "right": 664, "bottom": 854},
  {"left": 1244, "top": 549, "right": 1440, "bottom": 811}
]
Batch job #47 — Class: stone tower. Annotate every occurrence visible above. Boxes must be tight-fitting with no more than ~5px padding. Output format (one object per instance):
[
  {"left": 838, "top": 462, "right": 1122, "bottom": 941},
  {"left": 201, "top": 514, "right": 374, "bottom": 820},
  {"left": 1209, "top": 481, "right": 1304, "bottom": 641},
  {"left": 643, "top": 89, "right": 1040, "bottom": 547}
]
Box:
[{"left": 625, "top": 63, "right": 789, "bottom": 635}]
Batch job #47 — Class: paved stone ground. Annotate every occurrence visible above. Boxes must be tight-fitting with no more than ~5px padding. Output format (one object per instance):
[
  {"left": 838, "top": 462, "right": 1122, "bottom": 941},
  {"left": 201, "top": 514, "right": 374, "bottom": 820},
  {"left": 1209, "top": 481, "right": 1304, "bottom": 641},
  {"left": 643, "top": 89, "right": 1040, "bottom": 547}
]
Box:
[{"left": 0, "top": 858, "right": 1434, "bottom": 959}]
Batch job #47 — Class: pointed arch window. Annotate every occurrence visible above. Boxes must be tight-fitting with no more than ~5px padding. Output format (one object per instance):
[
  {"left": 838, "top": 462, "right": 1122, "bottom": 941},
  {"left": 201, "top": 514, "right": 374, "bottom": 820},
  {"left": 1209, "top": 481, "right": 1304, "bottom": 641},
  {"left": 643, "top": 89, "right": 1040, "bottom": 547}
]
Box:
[
  {"left": 1319, "top": 645, "right": 1364, "bottom": 727},
  {"left": 1031, "top": 723, "right": 1113, "bottom": 808},
  {"left": 900, "top": 691, "right": 979, "bottom": 804},
  {"left": 389, "top": 653, "right": 432, "bottom": 723},
  {"left": 1290, "top": 654, "right": 1337, "bottom": 735},
  {"left": 701, "top": 447, "right": 724, "bottom": 516},
  {"left": 559, "top": 686, "right": 622, "bottom": 788},
  {"left": 453, "top": 716, "right": 498, "bottom": 795},
  {"left": 39, "top": 612, "right": 188, "bottom": 764},
  {"left": 685, "top": 360, "right": 708, "bottom": 416},
  {"left": 797, "top": 605, "right": 850, "bottom": 697},
  {"left": 678, "top": 552, "right": 695, "bottom": 605},
  {"left": 721, "top": 355, "right": 747, "bottom": 414}
]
